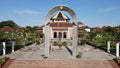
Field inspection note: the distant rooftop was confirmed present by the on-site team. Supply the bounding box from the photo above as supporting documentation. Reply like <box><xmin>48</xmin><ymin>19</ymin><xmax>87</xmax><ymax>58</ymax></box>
<box><xmin>50</xmin><ymin>11</ymin><xmax>70</xmax><ymax>22</ymax></box>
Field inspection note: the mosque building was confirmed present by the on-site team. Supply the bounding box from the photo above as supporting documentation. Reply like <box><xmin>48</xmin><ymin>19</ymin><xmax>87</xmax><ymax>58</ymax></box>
<box><xmin>36</xmin><ymin>11</ymin><xmax>90</xmax><ymax>40</ymax></box>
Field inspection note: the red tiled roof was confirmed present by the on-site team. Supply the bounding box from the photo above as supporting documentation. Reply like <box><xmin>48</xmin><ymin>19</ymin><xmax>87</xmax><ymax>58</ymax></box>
<box><xmin>78</xmin><ymin>22</ymin><xmax>84</xmax><ymax>25</ymax></box>
<box><xmin>93</xmin><ymin>27</ymin><xmax>102</xmax><ymax>33</ymax></box>
<box><xmin>50</xmin><ymin>22</ymin><xmax>73</xmax><ymax>27</ymax></box>
<box><xmin>16</xmin><ymin>27</ymin><xmax>24</xmax><ymax>32</ymax></box>
<box><xmin>2</xmin><ymin>26</ymin><xmax>14</xmax><ymax>32</ymax></box>
<box><xmin>35</xmin><ymin>30</ymin><xmax>43</xmax><ymax>33</ymax></box>
<box><xmin>118</xmin><ymin>28</ymin><xmax>120</xmax><ymax>32</ymax></box>
<box><xmin>36</xmin><ymin>25</ymin><xmax>44</xmax><ymax>30</ymax></box>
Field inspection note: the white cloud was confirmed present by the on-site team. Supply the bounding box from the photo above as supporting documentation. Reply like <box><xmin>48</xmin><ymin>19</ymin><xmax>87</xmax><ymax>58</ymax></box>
<box><xmin>31</xmin><ymin>20</ymin><xmax>44</xmax><ymax>23</ymax></box>
<box><xmin>15</xmin><ymin>10</ymin><xmax>41</xmax><ymax>15</ymax></box>
<box><xmin>97</xmin><ymin>7</ymin><xmax>120</xmax><ymax>13</ymax></box>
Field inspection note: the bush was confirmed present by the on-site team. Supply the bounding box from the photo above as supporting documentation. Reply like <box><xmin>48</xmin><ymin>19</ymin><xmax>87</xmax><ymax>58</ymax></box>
<box><xmin>113</xmin><ymin>57</ymin><xmax>120</xmax><ymax>66</ymax></box>
<box><xmin>80</xmin><ymin>40</ymin><xmax>86</xmax><ymax>45</ymax></box>
<box><xmin>36</xmin><ymin>40</ymin><xmax>40</xmax><ymax>45</ymax></box>
<box><xmin>41</xmin><ymin>54</ymin><xmax>48</xmax><ymax>59</ymax></box>
<box><xmin>0</xmin><ymin>56</ymin><xmax>9</xmax><ymax>64</ymax></box>
<box><xmin>14</xmin><ymin>45</ymin><xmax>24</xmax><ymax>51</ymax></box>
<box><xmin>76</xmin><ymin>52</ymin><xmax>82</xmax><ymax>59</ymax></box>
<box><xmin>53</xmin><ymin>42</ymin><xmax>57</xmax><ymax>46</ymax></box>
<box><xmin>43</xmin><ymin>56</ymin><xmax>48</xmax><ymax>59</ymax></box>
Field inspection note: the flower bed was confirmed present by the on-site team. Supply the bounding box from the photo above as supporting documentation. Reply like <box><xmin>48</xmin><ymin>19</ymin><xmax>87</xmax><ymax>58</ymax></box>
<box><xmin>0</xmin><ymin>56</ymin><xmax>9</xmax><ymax>68</ymax></box>
<box><xmin>113</xmin><ymin>57</ymin><xmax>120</xmax><ymax>66</ymax></box>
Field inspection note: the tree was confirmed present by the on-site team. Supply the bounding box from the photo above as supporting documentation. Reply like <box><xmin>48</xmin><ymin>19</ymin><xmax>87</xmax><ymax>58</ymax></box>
<box><xmin>0</xmin><ymin>20</ymin><xmax>18</xmax><ymax>29</ymax></box>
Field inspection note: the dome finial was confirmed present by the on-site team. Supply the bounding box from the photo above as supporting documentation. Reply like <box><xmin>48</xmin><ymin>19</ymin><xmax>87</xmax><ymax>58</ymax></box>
<box><xmin>60</xmin><ymin>4</ymin><xmax>63</xmax><ymax>10</ymax></box>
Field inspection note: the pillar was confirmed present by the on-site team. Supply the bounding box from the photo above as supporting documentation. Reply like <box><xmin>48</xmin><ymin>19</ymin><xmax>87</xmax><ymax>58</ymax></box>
<box><xmin>3</xmin><ymin>42</ymin><xmax>6</xmax><ymax>55</ymax></box>
<box><xmin>12</xmin><ymin>41</ymin><xmax>15</xmax><ymax>52</ymax></box>
<box><xmin>72</xmin><ymin>25</ymin><xmax>78</xmax><ymax>57</ymax></box>
<box><xmin>44</xmin><ymin>25</ymin><xmax>50</xmax><ymax>57</ymax></box>
<box><xmin>107</xmin><ymin>41</ymin><xmax>111</xmax><ymax>53</ymax></box>
<box><xmin>116</xmin><ymin>42</ymin><xmax>119</xmax><ymax>57</ymax></box>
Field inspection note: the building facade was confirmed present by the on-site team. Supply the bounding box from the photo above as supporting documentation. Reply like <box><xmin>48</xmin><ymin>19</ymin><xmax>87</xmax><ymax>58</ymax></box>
<box><xmin>36</xmin><ymin>11</ymin><xmax>90</xmax><ymax>40</ymax></box>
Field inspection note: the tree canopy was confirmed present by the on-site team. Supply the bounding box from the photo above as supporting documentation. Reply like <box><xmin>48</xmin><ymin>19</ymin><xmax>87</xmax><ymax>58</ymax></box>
<box><xmin>0</xmin><ymin>20</ymin><xmax>18</xmax><ymax>29</ymax></box>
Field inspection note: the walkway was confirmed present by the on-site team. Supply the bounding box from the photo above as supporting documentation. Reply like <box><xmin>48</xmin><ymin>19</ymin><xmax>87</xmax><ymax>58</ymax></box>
<box><xmin>7</xmin><ymin>44</ymin><xmax>115</xmax><ymax>60</ymax></box>
<box><xmin>4</xmin><ymin>60</ymin><xmax>119</xmax><ymax>68</ymax></box>
<box><xmin>78</xmin><ymin>45</ymin><xmax>115</xmax><ymax>60</ymax></box>
<box><xmin>7</xmin><ymin>44</ymin><xmax>44</xmax><ymax>60</ymax></box>
<box><xmin>2</xmin><ymin>43</ymin><xmax>119</xmax><ymax>68</ymax></box>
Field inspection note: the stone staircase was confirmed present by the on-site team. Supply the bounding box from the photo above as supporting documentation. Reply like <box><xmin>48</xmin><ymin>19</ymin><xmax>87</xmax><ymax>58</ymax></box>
<box><xmin>2</xmin><ymin>59</ymin><xmax>119</xmax><ymax>68</ymax></box>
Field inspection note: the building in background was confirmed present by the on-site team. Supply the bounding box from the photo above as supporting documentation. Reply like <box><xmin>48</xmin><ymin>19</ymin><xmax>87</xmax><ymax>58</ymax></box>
<box><xmin>36</xmin><ymin>11</ymin><xmax>90</xmax><ymax>40</ymax></box>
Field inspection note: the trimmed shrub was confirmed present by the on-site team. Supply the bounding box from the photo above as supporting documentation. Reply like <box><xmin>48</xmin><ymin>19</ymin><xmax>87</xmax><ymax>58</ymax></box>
<box><xmin>76</xmin><ymin>52</ymin><xmax>82</xmax><ymax>59</ymax></box>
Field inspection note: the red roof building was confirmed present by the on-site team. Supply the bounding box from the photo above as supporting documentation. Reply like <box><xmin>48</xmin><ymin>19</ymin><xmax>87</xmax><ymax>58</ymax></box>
<box><xmin>16</xmin><ymin>27</ymin><xmax>24</xmax><ymax>32</ymax></box>
<box><xmin>2</xmin><ymin>26</ymin><xmax>14</xmax><ymax>32</ymax></box>
<box><xmin>50</xmin><ymin>22</ymin><xmax>72</xmax><ymax>27</ymax></box>
<box><xmin>36</xmin><ymin>11</ymin><xmax>90</xmax><ymax>39</ymax></box>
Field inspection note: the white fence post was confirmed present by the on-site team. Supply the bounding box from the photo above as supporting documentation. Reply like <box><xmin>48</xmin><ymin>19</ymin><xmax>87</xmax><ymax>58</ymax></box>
<box><xmin>107</xmin><ymin>41</ymin><xmax>111</xmax><ymax>53</ymax></box>
<box><xmin>12</xmin><ymin>41</ymin><xmax>15</xmax><ymax>52</ymax></box>
<box><xmin>116</xmin><ymin>42</ymin><xmax>119</xmax><ymax>57</ymax></box>
<box><xmin>3</xmin><ymin>42</ymin><xmax>6</xmax><ymax>55</ymax></box>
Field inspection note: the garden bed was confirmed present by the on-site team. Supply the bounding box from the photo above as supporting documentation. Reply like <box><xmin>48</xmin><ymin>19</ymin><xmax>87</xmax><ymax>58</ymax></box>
<box><xmin>0</xmin><ymin>56</ymin><xmax>9</xmax><ymax>68</ymax></box>
<box><xmin>113</xmin><ymin>57</ymin><xmax>120</xmax><ymax>66</ymax></box>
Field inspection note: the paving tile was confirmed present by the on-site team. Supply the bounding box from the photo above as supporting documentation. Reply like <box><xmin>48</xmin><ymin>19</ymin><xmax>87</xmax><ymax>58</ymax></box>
<box><xmin>4</xmin><ymin>60</ymin><xmax>118</xmax><ymax>68</ymax></box>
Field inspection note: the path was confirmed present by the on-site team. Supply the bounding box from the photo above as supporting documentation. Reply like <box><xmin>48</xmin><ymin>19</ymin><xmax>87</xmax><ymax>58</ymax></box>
<box><xmin>3</xmin><ymin>60</ymin><xmax>119</xmax><ymax>68</ymax></box>
<box><xmin>7</xmin><ymin>43</ymin><xmax>44</xmax><ymax>60</ymax></box>
<box><xmin>77</xmin><ymin>44</ymin><xmax>115</xmax><ymax>60</ymax></box>
<box><xmin>2</xmin><ymin>43</ymin><xmax>119</xmax><ymax>68</ymax></box>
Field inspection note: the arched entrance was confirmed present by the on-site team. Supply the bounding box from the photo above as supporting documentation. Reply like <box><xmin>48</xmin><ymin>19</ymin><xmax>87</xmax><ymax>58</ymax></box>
<box><xmin>44</xmin><ymin>5</ymin><xmax>78</xmax><ymax>57</ymax></box>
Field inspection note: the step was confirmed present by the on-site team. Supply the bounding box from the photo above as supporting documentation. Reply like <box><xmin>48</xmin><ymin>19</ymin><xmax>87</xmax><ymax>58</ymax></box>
<box><xmin>3</xmin><ymin>60</ymin><xmax>119</xmax><ymax>68</ymax></box>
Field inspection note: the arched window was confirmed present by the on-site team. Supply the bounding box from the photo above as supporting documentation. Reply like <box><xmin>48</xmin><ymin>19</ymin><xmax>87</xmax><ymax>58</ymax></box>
<box><xmin>54</xmin><ymin>32</ymin><xmax>57</xmax><ymax>38</ymax></box>
<box><xmin>63</xmin><ymin>32</ymin><xmax>67</xmax><ymax>38</ymax></box>
<box><xmin>78</xmin><ymin>34</ymin><xmax>80</xmax><ymax>38</ymax></box>
<box><xmin>58</xmin><ymin>32</ymin><xmax>62</xmax><ymax>38</ymax></box>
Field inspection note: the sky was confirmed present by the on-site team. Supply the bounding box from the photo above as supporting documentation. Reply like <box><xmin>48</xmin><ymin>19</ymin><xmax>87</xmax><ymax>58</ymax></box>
<box><xmin>0</xmin><ymin>0</ymin><xmax>120</xmax><ymax>27</ymax></box>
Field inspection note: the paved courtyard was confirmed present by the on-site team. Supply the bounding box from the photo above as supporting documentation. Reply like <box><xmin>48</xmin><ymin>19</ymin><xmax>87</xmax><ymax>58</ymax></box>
<box><xmin>4</xmin><ymin>60</ymin><xmax>118</xmax><ymax>68</ymax></box>
<box><xmin>6</xmin><ymin>43</ymin><xmax>115</xmax><ymax>60</ymax></box>
<box><xmin>2</xmin><ymin>43</ymin><xmax>119</xmax><ymax>68</ymax></box>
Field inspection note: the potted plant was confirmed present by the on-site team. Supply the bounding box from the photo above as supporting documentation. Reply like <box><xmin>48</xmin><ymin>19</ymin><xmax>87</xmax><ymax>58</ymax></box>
<box><xmin>57</xmin><ymin>41</ymin><xmax>63</xmax><ymax>50</ymax></box>
<box><xmin>76</xmin><ymin>52</ymin><xmax>82</xmax><ymax>59</ymax></box>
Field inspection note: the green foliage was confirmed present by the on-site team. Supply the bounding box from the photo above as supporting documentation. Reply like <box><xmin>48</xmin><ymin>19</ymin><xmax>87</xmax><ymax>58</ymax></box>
<box><xmin>76</xmin><ymin>52</ymin><xmax>82</xmax><ymax>59</ymax></box>
<box><xmin>80</xmin><ymin>40</ymin><xmax>86</xmax><ymax>45</ymax></box>
<box><xmin>0</xmin><ymin>56</ymin><xmax>9</xmax><ymax>64</ymax></box>
<box><xmin>53</xmin><ymin>41</ymin><xmax>57</xmax><ymax>46</ymax></box>
<box><xmin>113</xmin><ymin>57</ymin><xmax>120</xmax><ymax>60</ymax></box>
<box><xmin>0</xmin><ymin>20</ymin><xmax>18</xmax><ymax>29</ymax></box>
<box><xmin>41</xmin><ymin>54</ymin><xmax>48</xmax><ymax>59</ymax></box>
<box><xmin>0</xmin><ymin>20</ymin><xmax>42</xmax><ymax>55</ymax></box>
<box><xmin>14</xmin><ymin>45</ymin><xmax>24</xmax><ymax>51</ymax></box>
<box><xmin>36</xmin><ymin>39</ymin><xmax>40</xmax><ymax>45</ymax></box>
<box><xmin>57</xmin><ymin>41</ymin><xmax>63</xmax><ymax>47</ymax></box>
<box><xmin>86</xmin><ymin>31</ymin><xmax>96</xmax><ymax>40</ymax></box>
<box><xmin>87</xmin><ymin>26</ymin><xmax>119</xmax><ymax>53</ymax></box>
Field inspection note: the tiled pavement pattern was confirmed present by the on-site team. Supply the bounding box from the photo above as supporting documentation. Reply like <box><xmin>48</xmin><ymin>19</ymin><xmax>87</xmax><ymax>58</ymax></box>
<box><xmin>7</xmin><ymin>44</ymin><xmax>115</xmax><ymax>60</ymax></box>
<box><xmin>2</xmin><ymin>44</ymin><xmax>119</xmax><ymax>68</ymax></box>
<box><xmin>77</xmin><ymin>45</ymin><xmax>115</xmax><ymax>60</ymax></box>
<box><xmin>3</xmin><ymin>60</ymin><xmax>119</xmax><ymax>68</ymax></box>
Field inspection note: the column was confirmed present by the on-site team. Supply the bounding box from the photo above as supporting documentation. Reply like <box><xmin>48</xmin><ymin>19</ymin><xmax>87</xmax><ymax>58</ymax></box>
<box><xmin>107</xmin><ymin>41</ymin><xmax>111</xmax><ymax>53</ymax></box>
<box><xmin>72</xmin><ymin>25</ymin><xmax>78</xmax><ymax>57</ymax></box>
<box><xmin>3</xmin><ymin>42</ymin><xmax>6</xmax><ymax>55</ymax></box>
<box><xmin>12</xmin><ymin>41</ymin><xmax>15</xmax><ymax>52</ymax></box>
<box><xmin>44</xmin><ymin>25</ymin><xmax>50</xmax><ymax>57</ymax></box>
<box><xmin>116</xmin><ymin>42</ymin><xmax>119</xmax><ymax>57</ymax></box>
<box><xmin>62</xmin><ymin>32</ymin><xmax>64</xmax><ymax>39</ymax></box>
<box><xmin>57</xmin><ymin>32</ymin><xmax>58</xmax><ymax>38</ymax></box>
